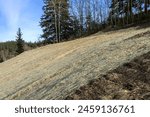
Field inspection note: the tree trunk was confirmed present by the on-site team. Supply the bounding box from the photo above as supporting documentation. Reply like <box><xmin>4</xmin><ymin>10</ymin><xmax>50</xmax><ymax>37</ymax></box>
<box><xmin>58</xmin><ymin>1</ymin><xmax>61</xmax><ymax>42</ymax></box>
<box><xmin>145</xmin><ymin>0</ymin><xmax>148</xmax><ymax>14</ymax></box>
<box><xmin>52</xmin><ymin>1</ymin><xmax>58</xmax><ymax>43</ymax></box>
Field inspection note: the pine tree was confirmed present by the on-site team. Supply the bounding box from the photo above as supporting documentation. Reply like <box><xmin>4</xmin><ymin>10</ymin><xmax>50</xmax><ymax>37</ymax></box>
<box><xmin>109</xmin><ymin>0</ymin><xmax>150</xmax><ymax>27</ymax></box>
<box><xmin>40</xmin><ymin>0</ymin><xmax>74</xmax><ymax>43</ymax></box>
<box><xmin>16</xmin><ymin>28</ymin><xmax>24</xmax><ymax>54</ymax></box>
<box><xmin>59</xmin><ymin>0</ymin><xmax>76</xmax><ymax>41</ymax></box>
<box><xmin>40</xmin><ymin>0</ymin><xmax>56</xmax><ymax>44</ymax></box>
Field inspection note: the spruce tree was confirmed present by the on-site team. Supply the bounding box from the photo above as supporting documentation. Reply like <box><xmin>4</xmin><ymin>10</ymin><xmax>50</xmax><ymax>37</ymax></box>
<box><xmin>40</xmin><ymin>0</ymin><xmax>74</xmax><ymax>43</ymax></box>
<box><xmin>40</xmin><ymin>0</ymin><xmax>56</xmax><ymax>43</ymax></box>
<box><xmin>16</xmin><ymin>28</ymin><xmax>24</xmax><ymax>54</ymax></box>
<box><xmin>57</xmin><ymin>0</ymin><xmax>75</xmax><ymax>41</ymax></box>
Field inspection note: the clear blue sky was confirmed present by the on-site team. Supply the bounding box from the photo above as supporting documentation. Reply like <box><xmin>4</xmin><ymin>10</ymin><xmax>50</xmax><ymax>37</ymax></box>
<box><xmin>0</xmin><ymin>0</ymin><xmax>43</xmax><ymax>42</ymax></box>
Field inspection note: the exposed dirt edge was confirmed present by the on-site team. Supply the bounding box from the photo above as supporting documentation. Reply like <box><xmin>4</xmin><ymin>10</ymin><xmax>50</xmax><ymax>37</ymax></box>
<box><xmin>124</xmin><ymin>31</ymin><xmax>150</xmax><ymax>41</ymax></box>
<box><xmin>66</xmin><ymin>51</ymin><xmax>150</xmax><ymax>100</ymax></box>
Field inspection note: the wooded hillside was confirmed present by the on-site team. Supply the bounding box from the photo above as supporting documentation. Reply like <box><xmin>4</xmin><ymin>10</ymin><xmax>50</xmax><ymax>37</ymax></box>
<box><xmin>0</xmin><ymin>41</ymin><xmax>17</xmax><ymax>62</ymax></box>
<box><xmin>40</xmin><ymin>0</ymin><xmax>150</xmax><ymax>43</ymax></box>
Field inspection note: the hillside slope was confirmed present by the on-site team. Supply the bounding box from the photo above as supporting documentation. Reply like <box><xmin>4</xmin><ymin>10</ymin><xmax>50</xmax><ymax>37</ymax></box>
<box><xmin>0</xmin><ymin>25</ymin><xmax>150</xmax><ymax>99</ymax></box>
<box><xmin>66</xmin><ymin>51</ymin><xmax>150</xmax><ymax>100</ymax></box>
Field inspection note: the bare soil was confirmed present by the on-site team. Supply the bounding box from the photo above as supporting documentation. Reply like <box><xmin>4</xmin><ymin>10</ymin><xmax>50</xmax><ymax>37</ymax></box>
<box><xmin>0</xmin><ymin>25</ymin><xmax>150</xmax><ymax>100</ymax></box>
<box><xmin>66</xmin><ymin>51</ymin><xmax>150</xmax><ymax>100</ymax></box>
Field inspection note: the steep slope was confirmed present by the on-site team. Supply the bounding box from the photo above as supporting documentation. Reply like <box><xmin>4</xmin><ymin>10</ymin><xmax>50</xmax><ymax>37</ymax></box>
<box><xmin>0</xmin><ymin>25</ymin><xmax>150</xmax><ymax>99</ymax></box>
<box><xmin>66</xmin><ymin>51</ymin><xmax>150</xmax><ymax>100</ymax></box>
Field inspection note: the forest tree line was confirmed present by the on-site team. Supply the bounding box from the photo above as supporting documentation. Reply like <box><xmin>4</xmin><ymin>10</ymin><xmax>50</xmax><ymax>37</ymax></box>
<box><xmin>0</xmin><ymin>0</ymin><xmax>150</xmax><ymax>62</ymax></box>
<box><xmin>40</xmin><ymin>0</ymin><xmax>150</xmax><ymax>43</ymax></box>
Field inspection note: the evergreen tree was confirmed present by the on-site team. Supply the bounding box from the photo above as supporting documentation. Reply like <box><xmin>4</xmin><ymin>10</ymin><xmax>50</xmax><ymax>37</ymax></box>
<box><xmin>58</xmin><ymin>0</ymin><xmax>75</xmax><ymax>41</ymax></box>
<box><xmin>40</xmin><ymin>0</ymin><xmax>75</xmax><ymax>43</ymax></box>
<box><xmin>40</xmin><ymin>0</ymin><xmax>56</xmax><ymax>43</ymax></box>
<box><xmin>16</xmin><ymin>28</ymin><xmax>24</xmax><ymax>54</ymax></box>
<box><xmin>109</xmin><ymin>0</ymin><xmax>150</xmax><ymax>27</ymax></box>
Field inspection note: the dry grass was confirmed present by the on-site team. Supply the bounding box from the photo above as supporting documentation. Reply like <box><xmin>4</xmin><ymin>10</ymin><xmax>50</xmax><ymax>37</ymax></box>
<box><xmin>66</xmin><ymin>52</ymin><xmax>150</xmax><ymax>100</ymax></box>
<box><xmin>0</xmin><ymin>25</ymin><xmax>150</xmax><ymax>99</ymax></box>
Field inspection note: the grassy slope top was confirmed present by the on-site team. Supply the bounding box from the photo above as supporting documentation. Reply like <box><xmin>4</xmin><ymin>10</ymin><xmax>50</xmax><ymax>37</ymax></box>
<box><xmin>0</xmin><ymin>25</ymin><xmax>150</xmax><ymax>99</ymax></box>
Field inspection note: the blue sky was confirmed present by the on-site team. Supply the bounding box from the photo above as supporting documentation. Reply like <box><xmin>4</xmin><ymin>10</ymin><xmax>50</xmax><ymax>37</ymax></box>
<box><xmin>0</xmin><ymin>0</ymin><xmax>43</xmax><ymax>42</ymax></box>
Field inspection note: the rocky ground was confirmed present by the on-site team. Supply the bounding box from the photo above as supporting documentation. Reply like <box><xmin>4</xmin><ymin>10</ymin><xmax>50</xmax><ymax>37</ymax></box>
<box><xmin>66</xmin><ymin>51</ymin><xmax>150</xmax><ymax>100</ymax></box>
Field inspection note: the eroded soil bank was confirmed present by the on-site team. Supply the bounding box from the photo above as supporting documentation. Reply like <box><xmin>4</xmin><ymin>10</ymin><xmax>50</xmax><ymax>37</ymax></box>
<box><xmin>66</xmin><ymin>51</ymin><xmax>150</xmax><ymax>100</ymax></box>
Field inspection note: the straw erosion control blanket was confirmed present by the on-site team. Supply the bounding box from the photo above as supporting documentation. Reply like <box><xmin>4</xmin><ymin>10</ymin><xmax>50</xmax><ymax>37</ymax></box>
<box><xmin>0</xmin><ymin>25</ymin><xmax>150</xmax><ymax>99</ymax></box>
